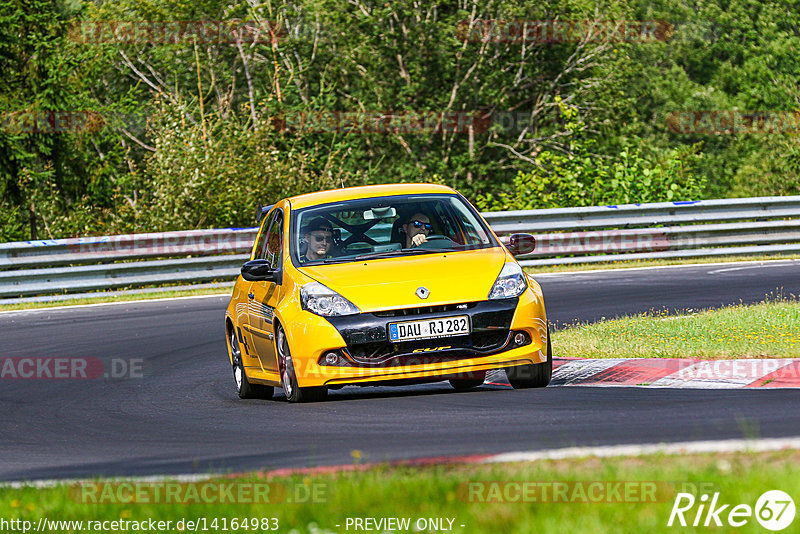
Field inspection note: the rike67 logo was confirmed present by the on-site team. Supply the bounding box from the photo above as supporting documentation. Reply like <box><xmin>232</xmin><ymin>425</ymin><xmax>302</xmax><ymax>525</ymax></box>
<box><xmin>668</xmin><ymin>490</ymin><xmax>795</xmax><ymax>531</ymax></box>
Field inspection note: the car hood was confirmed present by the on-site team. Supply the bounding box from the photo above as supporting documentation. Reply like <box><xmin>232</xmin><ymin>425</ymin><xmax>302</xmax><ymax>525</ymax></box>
<box><xmin>298</xmin><ymin>247</ymin><xmax>507</xmax><ymax>312</ymax></box>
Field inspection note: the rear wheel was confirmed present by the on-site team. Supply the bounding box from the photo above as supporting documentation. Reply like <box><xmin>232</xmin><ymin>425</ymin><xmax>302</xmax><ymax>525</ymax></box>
<box><xmin>230</xmin><ymin>328</ymin><xmax>273</xmax><ymax>399</ymax></box>
<box><xmin>506</xmin><ymin>326</ymin><xmax>552</xmax><ymax>389</ymax></box>
<box><xmin>276</xmin><ymin>325</ymin><xmax>328</xmax><ymax>403</ymax></box>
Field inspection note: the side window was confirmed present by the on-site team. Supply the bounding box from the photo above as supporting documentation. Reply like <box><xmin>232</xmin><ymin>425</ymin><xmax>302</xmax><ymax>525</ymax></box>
<box><xmin>252</xmin><ymin>213</ymin><xmax>274</xmax><ymax>261</ymax></box>
<box><xmin>450</xmin><ymin>201</ymin><xmax>489</xmax><ymax>244</ymax></box>
<box><xmin>263</xmin><ymin>211</ymin><xmax>283</xmax><ymax>270</ymax></box>
<box><xmin>433</xmin><ymin>203</ymin><xmax>459</xmax><ymax>242</ymax></box>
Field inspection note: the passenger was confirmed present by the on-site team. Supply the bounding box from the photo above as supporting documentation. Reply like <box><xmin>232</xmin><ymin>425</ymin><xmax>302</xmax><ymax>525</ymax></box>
<box><xmin>301</xmin><ymin>218</ymin><xmax>335</xmax><ymax>262</ymax></box>
<box><xmin>401</xmin><ymin>212</ymin><xmax>432</xmax><ymax>248</ymax></box>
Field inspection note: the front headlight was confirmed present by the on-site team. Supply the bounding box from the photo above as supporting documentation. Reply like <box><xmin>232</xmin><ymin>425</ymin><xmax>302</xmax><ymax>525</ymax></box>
<box><xmin>300</xmin><ymin>282</ymin><xmax>360</xmax><ymax>316</ymax></box>
<box><xmin>488</xmin><ymin>262</ymin><xmax>528</xmax><ymax>300</ymax></box>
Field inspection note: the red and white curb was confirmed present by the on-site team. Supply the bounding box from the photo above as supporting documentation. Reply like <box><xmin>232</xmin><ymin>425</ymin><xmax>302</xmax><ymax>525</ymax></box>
<box><xmin>488</xmin><ymin>358</ymin><xmax>800</xmax><ymax>388</ymax></box>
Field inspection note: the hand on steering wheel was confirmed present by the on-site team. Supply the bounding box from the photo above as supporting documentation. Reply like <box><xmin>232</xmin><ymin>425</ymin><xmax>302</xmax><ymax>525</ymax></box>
<box><xmin>411</xmin><ymin>234</ymin><xmax>448</xmax><ymax>247</ymax></box>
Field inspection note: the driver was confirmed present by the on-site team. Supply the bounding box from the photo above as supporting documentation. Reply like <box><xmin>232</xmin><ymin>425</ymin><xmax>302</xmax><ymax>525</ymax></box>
<box><xmin>301</xmin><ymin>218</ymin><xmax>335</xmax><ymax>262</ymax></box>
<box><xmin>401</xmin><ymin>212</ymin><xmax>432</xmax><ymax>248</ymax></box>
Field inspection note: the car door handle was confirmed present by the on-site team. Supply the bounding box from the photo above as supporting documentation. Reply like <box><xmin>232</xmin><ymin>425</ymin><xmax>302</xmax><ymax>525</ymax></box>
<box><xmin>248</xmin><ymin>292</ymin><xmax>255</xmax><ymax>300</ymax></box>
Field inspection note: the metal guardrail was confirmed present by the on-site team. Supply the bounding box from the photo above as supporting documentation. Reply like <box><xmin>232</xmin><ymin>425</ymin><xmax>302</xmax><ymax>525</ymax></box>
<box><xmin>0</xmin><ymin>228</ymin><xmax>258</xmax><ymax>269</ymax></box>
<box><xmin>1</xmin><ymin>196</ymin><xmax>798</xmax><ymax>300</ymax></box>
<box><xmin>483</xmin><ymin>196</ymin><xmax>800</xmax><ymax>266</ymax></box>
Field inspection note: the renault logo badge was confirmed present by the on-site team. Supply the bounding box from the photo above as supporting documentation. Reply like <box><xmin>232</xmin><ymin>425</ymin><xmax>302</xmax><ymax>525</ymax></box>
<box><xmin>416</xmin><ymin>286</ymin><xmax>430</xmax><ymax>299</ymax></box>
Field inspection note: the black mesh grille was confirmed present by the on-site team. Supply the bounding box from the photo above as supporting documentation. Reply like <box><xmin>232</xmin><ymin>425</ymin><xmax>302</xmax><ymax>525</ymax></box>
<box><xmin>345</xmin><ymin>330</ymin><xmax>509</xmax><ymax>366</ymax></box>
<box><xmin>472</xmin><ymin>330</ymin><xmax>508</xmax><ymax>349</ymax></box>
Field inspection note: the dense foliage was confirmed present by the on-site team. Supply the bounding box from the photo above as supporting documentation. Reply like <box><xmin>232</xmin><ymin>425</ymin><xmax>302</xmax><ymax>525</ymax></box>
<box><xmin>1</xmin><ymin>0</ymin><xmax>799</xmax><ymax>240</ymax></box>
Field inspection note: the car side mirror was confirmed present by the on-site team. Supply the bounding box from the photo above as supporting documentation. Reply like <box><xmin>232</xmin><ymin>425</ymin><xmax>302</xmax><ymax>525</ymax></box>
<box><xmin>507</xmin><ymin>233</ymin><xmax>536</xmax><ymax>256</ymax></box>
<box><xmin>241</xmin><ymin>259</ymin><xmax>279</xmax><ymax>282</ymax></box>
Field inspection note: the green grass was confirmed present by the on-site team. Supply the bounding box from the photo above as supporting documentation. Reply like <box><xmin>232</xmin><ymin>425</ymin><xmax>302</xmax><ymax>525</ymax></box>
<box><xmin>524</xmin><ymin>254</ymin><xmax>799</xmax><ymax>274</ymax></box>
<box><xmin>553</xmin><ymin>297</ymin><xmax>800</xmax><ymax>359</ymax></box>
<box><xmin>1</xmin><ymin>450</ymin><xmax>798</xmax><ymax>533</ymax></box>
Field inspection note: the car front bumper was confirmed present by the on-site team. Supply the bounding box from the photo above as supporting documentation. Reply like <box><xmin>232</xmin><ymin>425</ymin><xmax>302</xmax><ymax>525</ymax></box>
<box><xmin>283</xmin><ymin>289</ymin><xmax>548</xmax><ymax>387</ymax></box>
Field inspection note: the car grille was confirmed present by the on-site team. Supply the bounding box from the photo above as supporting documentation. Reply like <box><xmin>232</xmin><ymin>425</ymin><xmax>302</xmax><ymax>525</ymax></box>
<box><xmin>344</xmin><ymin>330</ymin><xmax>509</xmax><ymax>366</ymax></box>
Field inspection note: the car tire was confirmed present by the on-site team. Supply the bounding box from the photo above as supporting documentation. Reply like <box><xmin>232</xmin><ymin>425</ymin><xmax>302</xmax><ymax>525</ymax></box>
<box><xmin>506</xmin><ymin>326</ymin><xmax>553</xmax><ymax>389</ymax></box>
<box><xmin>230</xmin><ymin>329</ymin><xmax>274</xmax><ymax>399</ymax></box>
<box><xmin>276</xmin><ymin>325</ymin><xmax>328</xmax><ymax>403</ymax></box>
<box><xmin>449</xmin><ymin>371</ymin><xmax>486</xmax><ymax>390</ymax></box>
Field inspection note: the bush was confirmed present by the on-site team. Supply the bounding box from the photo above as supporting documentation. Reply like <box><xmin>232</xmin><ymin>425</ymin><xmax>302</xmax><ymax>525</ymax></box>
<box><xmin>477</xmin><ymin>98</ymin><xmax>706</xmax><ymax>211</ymax></box>
<box><xmin>140</xmin><ymin>99</ymin><xmax>343</xmax><ymax>231</ymax></box>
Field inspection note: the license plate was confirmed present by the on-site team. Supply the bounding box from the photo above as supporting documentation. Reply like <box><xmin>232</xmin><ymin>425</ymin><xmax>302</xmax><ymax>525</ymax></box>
<box><xmin>388</xmin><ymin>315</ymin><xmax>471</xmax><ymax>342</ymax></box>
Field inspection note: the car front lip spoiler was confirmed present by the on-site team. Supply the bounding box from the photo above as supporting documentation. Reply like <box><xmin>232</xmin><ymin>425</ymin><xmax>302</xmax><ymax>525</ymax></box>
<box><xmin>320</xmin><ymin>357</ymin><xmax>536</xmax><ymax>386</ymax></box>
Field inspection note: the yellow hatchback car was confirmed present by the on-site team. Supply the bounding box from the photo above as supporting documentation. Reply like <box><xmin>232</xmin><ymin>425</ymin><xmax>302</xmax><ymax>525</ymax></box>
<box><xmin>224</xmin><ymin>183</ymin><xmax>550</xmax><ymax>402</ymax></box>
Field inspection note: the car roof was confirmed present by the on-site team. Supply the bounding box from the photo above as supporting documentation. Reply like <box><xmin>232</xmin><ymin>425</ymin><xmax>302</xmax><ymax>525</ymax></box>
<box><xmin>287</xmin><ymin>183</ymin><xmax>457</xmax><ymax>210</ymax></box>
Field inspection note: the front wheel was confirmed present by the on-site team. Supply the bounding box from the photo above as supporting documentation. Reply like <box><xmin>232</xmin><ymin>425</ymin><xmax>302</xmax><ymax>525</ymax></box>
<box><xmin>230</xmin><ymin>329</ymin><xmax>273</xmax><ymax>399</ymax></box>
<box><xmin>506</xmin><ymin>326</ymin><xmax>553</xmax><ymax>389</ymax></box>
<box><xmin>276</xmin><ymin>326</ymin><xmax>328</xmax><ymax>403</ymax></box>
<box><xmin>449</xmin><ymin>370</ymin><xmax>486</xmax><ymax>391</ymax></box>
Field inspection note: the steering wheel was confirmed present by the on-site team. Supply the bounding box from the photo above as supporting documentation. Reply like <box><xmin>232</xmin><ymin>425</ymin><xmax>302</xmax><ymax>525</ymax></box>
<box><xmin>415</xmin><ymin>234</ymin><xmax>456</xmax><ymax>249</ymax></box>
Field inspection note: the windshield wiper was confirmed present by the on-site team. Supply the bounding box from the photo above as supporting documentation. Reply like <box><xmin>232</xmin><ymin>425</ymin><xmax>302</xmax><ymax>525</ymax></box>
<box><xmin>415</xmin><ymin>247</ymin><xmax>459</xmax><ymax>253</ymax></box>
<box><xmin>353</xmin><ymin>249</ymin><xmax>414</xmax><ymax>261</ymax></box>
<box><xmin>354</xmin><ymin>248</ymin><xmax>457</xmax><ymax>261</ymax></box>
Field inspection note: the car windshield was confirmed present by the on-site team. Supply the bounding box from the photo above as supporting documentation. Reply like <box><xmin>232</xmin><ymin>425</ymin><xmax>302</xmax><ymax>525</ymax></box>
<box><xmin>292</xmin><ymin>194</ymin><xmax>497</xmax><ymax>265</ymax></box>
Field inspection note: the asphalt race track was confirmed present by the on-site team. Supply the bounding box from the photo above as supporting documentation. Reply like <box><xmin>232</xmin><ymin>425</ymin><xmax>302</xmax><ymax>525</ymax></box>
<box><xmin>1</xmin><ymin>261</ymin><xmax>799</xmax><ymax>482</ymax></box>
